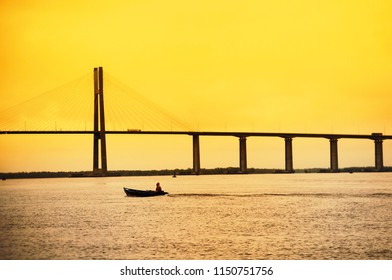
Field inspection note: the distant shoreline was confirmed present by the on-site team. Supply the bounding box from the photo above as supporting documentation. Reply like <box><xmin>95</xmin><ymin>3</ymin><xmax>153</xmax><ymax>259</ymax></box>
<box><xmin>1</xmin><ymin>166</ymin><xmax>391</xmax><ymax>179</ymax></box>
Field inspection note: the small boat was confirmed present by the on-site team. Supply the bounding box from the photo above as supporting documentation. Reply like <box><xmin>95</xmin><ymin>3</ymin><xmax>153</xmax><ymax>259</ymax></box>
<box><xmin>123</xmin><ymin>187</ymin><xmax>168</xmax><ymax>197</ymax></box>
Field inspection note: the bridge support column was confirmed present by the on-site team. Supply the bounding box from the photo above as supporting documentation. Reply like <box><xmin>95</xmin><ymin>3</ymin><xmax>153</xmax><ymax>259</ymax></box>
<box><xmin>329</xmin><ymin>138</ymin><xmax>339</xmax><ymax>172</ymax></box>
<box><xmin>92</xmin><ymin>67</ymin><xmax>107</xmax><ymax>176</ymax></box>
<box><xmin>285</xmin><ymin>137</ymin><xmax>293</xmax><ymax>173</ymax></box>
<box><xmin>192</xmin><ymin>134</ymin><xmax>200</xmax><ymax>175</ymax></box>
<box><xmin>93</xmin><ymin>68</ymin><xmax>99</xmax><ymax>172</ymax></box>
<box><xmin>239</xmin><ymin>136</ymin><xmax>247</xmax><ymax>173</ymax></box>
<box><xmin>374</xmin><ymin>139</ymin><xmax>383</xmax><ymax>171</ymax></box>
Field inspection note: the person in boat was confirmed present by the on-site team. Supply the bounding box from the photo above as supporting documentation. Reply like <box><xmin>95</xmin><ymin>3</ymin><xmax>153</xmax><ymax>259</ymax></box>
<box><xmin>155</xmin><ymin>182</ymin><xmax>162</xmax><ymax>192</ymax></box>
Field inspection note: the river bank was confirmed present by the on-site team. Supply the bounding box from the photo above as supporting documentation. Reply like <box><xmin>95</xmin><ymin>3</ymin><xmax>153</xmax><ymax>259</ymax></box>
<box><xmin>1</xmin><ymin>166</ymin><xmax>391</xmax><ymax>179</ymax></box>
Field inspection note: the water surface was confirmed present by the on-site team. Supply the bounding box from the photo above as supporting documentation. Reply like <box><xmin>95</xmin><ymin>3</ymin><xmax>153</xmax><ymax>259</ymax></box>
<box><xmin>0</xmin><ymin>173</ymin><xmax>391</xmax><ymax>259</ymax></box>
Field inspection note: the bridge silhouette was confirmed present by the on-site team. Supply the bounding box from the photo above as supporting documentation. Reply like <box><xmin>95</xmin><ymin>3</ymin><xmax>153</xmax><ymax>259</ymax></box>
<box><xmin>1</xmin><ymin>67</ymin><xmax>391</xmax><ymax>175</ymax></box>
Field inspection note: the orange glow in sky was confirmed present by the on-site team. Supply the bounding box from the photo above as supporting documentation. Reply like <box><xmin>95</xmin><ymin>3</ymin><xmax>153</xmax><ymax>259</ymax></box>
<box><xmin>0</xmin><ymin>0</ymin><xmax>391</xmax><ymax>172</ymax></box>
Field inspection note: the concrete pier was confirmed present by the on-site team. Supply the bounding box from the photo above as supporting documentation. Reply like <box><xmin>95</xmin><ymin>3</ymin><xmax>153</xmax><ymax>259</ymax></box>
<box><xmin>239</xmin><ymin>136</ymin><xmax>247</xmax><ymax>173</ymax></box>
<box><xmin>192</xmin><ymin>134</ymin><xmax>200</xmax><ymax>174</ymax></box>
<box><xmin>93</xmin><ymin>68</ymin><xmax>99</xmax><ymax>172</ymax></box>
<box><xmin>285</xmin><ymin>137</ymin><xmax>293</xmax><ymax>172</ymax></box>
<box><xmin>98</xmin><ymin>67</ymin><xmax>107</xmax><ymax>174</ymax></box>
<box><xmin>374</xmin><ymin>139</ymin><xmax>383</xmax><ymax>170</ymax></box>
<box><xmin>329</xmin><ymin>138</ymin><xmax>339</xmax><ymax>172</ymax></box>
<box><xmin>92</xmin><ymin>67</ymin><xmax>107</xmax><ymax>175</ymax></box>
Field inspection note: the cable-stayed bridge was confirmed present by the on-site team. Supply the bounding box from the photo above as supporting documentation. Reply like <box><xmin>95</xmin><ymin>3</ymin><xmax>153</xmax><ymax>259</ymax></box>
<box><xmin>1</xmin><ymin>67</ymin><xmax>391</xmax><ymax>175</ymax></box>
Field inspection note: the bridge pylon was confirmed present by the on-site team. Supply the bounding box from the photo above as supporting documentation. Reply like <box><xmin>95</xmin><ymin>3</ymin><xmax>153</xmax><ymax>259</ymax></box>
<box><xmin>93</xmin><ymin>67</ymin><xmax>107</xmax><ymax>175</ymax></box>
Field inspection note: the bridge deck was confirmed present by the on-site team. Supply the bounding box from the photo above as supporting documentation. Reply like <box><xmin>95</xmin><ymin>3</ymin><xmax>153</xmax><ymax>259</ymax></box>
<box><xmin>1</xmin><ymin>130</ymin><xmax>391</xmax><ymax>140</ymax></box>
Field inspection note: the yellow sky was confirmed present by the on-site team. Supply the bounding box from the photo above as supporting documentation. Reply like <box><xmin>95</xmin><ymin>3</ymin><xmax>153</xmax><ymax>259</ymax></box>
<box><xmin>1</xmin><ymin>0</ymin><xmax>391</xmax><ymax>172</ymax></box>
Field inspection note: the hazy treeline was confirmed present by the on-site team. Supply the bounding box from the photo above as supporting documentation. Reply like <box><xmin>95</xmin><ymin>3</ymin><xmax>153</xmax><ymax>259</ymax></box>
<box><xmin>1</xmin><ymin>166</ymin><xmax>391</xmax><ymax>179</ymax></box>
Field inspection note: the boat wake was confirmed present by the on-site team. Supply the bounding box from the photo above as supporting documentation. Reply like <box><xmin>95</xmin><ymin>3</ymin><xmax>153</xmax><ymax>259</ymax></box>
<box><xmin>168</xmin><ymin>192</ymin><xmax>392</xmax><ymax>198</ymax></box>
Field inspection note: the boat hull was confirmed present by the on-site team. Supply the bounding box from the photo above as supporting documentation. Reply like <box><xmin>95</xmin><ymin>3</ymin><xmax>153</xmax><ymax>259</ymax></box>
<box><xmin>123</xmin><ymin>187</ymin><xmax>168</xmax><ymax>197</ymax></box>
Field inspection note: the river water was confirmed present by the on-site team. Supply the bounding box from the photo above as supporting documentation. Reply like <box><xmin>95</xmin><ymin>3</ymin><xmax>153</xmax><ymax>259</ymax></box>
<box><xmin>0</xmin><ymin>173</ymin><xmax>391</xmax><ymax>260</ymax></box>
